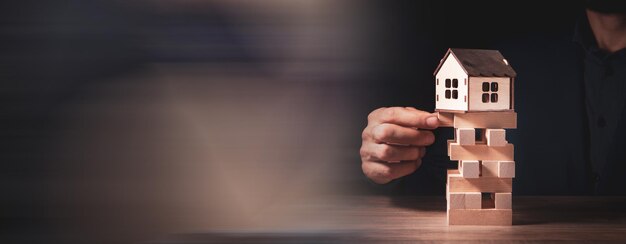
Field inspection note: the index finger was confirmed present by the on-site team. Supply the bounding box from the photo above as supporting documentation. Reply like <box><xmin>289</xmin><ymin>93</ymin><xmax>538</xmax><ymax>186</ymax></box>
<box><xmin>371</xmin><ymin>107</ymin><xmax>439</xmax><ymax>129</ymax></box>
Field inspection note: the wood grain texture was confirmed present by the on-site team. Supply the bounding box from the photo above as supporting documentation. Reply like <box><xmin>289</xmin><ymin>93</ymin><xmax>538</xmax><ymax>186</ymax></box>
<box><xmin>481</xmin><ymin>160</ymin><xmax>499</xmax><ymax>177</ymax></box>
<box><xmin>448</xmin><ymin>142</ymin><xmax>514</xmax><ymax>161</ymax></box>
<box><xmin>436</xmin><ymin>112</ymin><xmax>454</xmax><ymax>127</ymax></box>
<box><xmin>499</xmin><ymin>161</ymin><xmax>516</xmax><ymax>178</ymax></box>
<box><xmin>163</xmin><ymin>196</ymin><xmax>626</xmax><ymax>242</ymax></box>
<box><xmin>448</xmin><ymin>169</ymin><xmax>512</xmax><ymax>192</ymax></box>
<box><xmin>495</xmin><ymin>192</ymin><xmax>512</xmax><ymax>209</ymax></box>
<box><xmin>465</xmin><ymin>192</ymin><xmax>482</xmax><ymax>209</ymax></box>
<box><xmin>448</xmin><ymin>209</ymin><xmax>512</xmax><ymax>225</ymax></box>
<box><xmin>454</xmin><ymin>111</ymin><xmax>517</xmax><ymax>128</ymax></box>
<box><xmin>448</xmin><ymin>192</ymin><xmax>464</xmax><ymax>209</ymax></box>
<box><xmin>486</xmin><ymin>128</ymin><xmax>507</xmax><ymax>146</ymax></box>
<box><xmin>456</xmin><ymin>128</ymin><xmax>476</xmax><ymax>145</ymax></box>
<box><xmin>460</xmin><ymin>160</ymin><xmax>479</xmax><ymax>178</ymax></box>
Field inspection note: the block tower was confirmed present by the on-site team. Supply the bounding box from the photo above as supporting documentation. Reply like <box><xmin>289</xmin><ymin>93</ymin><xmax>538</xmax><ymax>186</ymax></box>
<box><xmin>433</xmin><ymin>48</ymin><xmax>517</xmax><ymax>225</ymax></box>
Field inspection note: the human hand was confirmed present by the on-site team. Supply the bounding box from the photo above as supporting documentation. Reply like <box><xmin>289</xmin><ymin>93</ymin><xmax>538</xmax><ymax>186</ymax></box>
<box><xmin>360</xmin><ymin>107</ymin><xmax>439</xmax><ymax>184</ymax></box>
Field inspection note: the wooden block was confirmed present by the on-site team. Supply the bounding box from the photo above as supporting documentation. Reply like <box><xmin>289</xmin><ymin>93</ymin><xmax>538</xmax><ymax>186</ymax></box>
<box><xmin>436</xmin><ymin>112</ymin><xmax>454</xmax><ymax>127</ymax></box>
<box><xmin>498</xmin><ymin>161</ymin><xmax>516</xmax><ymax>178</ymax></box>
<box><xmin>446</xmin><ymin>180</ymin><xmax>449</xmax><ymax>201</ymax></box>
<box><xmin>449</xmin><ymin>142</ymin><xmax>514</xmax><ymax>161</ymax></box>
<box><xmin>494</xmin><ymin>192</ymin><xmax>512</xmax><ymax>209</ymax></box>
<box><xmin>481</xmin><ymin>161</ymin><xmax>499</xmax><ymax>177</ymax></box>
<box><xmin>447</xmin><ymin>169</ymin><xmax>512</xmax><ymax>193</ymax></box>
<box><xmin>453</xmin><ymin>111</ymin><xmax>517</xmax><ymax>129</ymax></box>
<box><xmin>460</xmin><ymin>160</ymin><xmax>479</xmax><ymax>178</ymax></box>
<box><xmin>465</xmin><ymin>192</ymin><xmax>482</xmax><ymax>209</ymax></box>
<box><xmin>456</xmin><ymin>128</ymin><xmax>475</xmax><ymax>145</ymax></box>
<box><xmin>486</xmin><ymin>129</ymin><xmax>507</xmax><ymax>147</ymax></box>
<box><xmin>447</xmin><ymin>139</ymin><xmax>454</xmax><ymax>152</ymax></box>
<box><xmin>448</xmin><ymin>209</ymin><xmax>512</xmax><ymax>225</ymax></box>
<box><xmin>448</xmin><ymin>193</ymin><xmax>465</xmax><ymax>210</ymax></box>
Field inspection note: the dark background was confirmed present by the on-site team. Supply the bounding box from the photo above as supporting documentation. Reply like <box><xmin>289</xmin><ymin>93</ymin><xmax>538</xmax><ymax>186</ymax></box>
<box><xmin>0</xmin><ymin>1</ymin><xmax>586</xmax><ymax>243</ymax></box>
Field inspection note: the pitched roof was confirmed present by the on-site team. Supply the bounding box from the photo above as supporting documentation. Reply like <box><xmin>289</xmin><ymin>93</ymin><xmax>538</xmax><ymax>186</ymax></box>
<box><xmin>434</xmin><ymin>48</ymin><xmax>517</xmax><ymax>77</ymax></box>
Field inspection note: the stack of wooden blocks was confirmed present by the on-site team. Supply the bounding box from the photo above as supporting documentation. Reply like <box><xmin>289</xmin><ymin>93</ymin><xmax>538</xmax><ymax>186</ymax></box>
<box><xmin>432</xmin><ymin>48</ymin><xmax>518</xmax><ymax>225</ymax></box>
<box><xmin>438</xmin><ymin>111</ymin><xmax>516</xmax><ymax>225</ymax></box>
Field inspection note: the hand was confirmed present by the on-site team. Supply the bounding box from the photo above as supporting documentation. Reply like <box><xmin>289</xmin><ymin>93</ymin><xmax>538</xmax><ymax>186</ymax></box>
<box><xmin>360</xmin><ymin>107</ymin><xmax>439</xmax><ymax>184</ymax></box>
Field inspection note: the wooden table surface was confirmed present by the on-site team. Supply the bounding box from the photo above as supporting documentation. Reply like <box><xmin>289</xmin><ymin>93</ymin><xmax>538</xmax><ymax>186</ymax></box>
<box><xmin>155</xmin><ymin>196</ymin><xmax>626</xmax><ymax>243</ymax></box>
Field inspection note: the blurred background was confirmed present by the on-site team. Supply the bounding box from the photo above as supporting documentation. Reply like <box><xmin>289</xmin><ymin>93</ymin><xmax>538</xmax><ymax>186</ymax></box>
<box><xmin>0</xmin><ymin>0</ymin><xmax>583</xmax><ymax>243</ymax></box>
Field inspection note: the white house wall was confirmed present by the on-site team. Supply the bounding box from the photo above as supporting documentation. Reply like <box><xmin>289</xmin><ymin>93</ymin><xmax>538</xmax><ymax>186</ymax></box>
<box><xmin>435</xmin><ymin>54</ymin><xmax>468</xmax><ymax>112</ymax></box>
<box><xmin>468</xmin><ymin>77</ymin><xmax>511</xmax><ymax>111</ymax></box>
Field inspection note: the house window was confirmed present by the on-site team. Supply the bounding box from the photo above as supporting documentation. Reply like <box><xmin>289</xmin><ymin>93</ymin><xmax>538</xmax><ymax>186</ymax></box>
<box><xmin>491</xmin><ymin>82</ymin><xmax>498</xmax><ymax>92</ymax></box>
<box><xmin>481</xmin><ymin>81</ymin><xmax>499</xmax><ymax>103</ymax></box>
<box><xmin>482</xmin><ymin>93</ymin><xmax>489</xmax><ymax>103</ymax></box>
<box><xmin>445</xmin><ymin>78</ymin><xmax>459</xmax><ymax>100</ymax></box>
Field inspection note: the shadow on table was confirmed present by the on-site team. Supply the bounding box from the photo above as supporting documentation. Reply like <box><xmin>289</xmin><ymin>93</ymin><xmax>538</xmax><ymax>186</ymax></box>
<box><xmin>149</xmin><ymin>232</ymin><xmax>362</xmax><ymax>244</ymax></box>
<box><xmin>389</xmin><ymin>195</ymin><xmax>446</xmax><ymax>212</ymax></box>
<box><xmin>388</xmin><ymin>195</ymin><xmax>626</xmax><ymax>226</ymax></box>
<box><xmin>514</xmin><ymin>196</ymin><xmax>626</xmax><ymax>225</ymax></box>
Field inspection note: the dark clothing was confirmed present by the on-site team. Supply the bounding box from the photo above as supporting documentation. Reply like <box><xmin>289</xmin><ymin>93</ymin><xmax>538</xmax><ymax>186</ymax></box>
<box><xmin>393</xmin><ymin>12</ymin><xmax>626</xmax><ymax>195</ymax></box>
<box><xmin>576</xmin><ymin>13</ymin><xmax>626</xmax><ymax>194</ymax></box>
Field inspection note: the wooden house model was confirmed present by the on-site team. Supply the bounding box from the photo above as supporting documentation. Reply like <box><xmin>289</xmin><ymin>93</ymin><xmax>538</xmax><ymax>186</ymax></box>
<box><xmin>434</xmin><ymin>48</ymin><xmax>517</xmax><ymax>113</ymax></box>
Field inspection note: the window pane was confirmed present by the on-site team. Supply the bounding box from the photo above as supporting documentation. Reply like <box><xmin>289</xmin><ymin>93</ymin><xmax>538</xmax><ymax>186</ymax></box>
<box><xmin>491</xmin><ymin>82</ymin><xmax>498</xmax><ymax>92</ymax></box>
<box><xmin>452</xmin><ymin>79</ymin><xmax>458</xmax><ymax>88</ymax></box>
<box><xmin>491</xmin><ymin>93</ymin><xmax>498</xmax><ymax>103</ymax></box>
<box><xmin>452</xmin><ymin>90</ymin><xmax>458</xmax><ymax>99</ymax></box>
<box><xmin>446</xmin><ymin>79</ymin><xmax>451</xmax><ymax>88</ymax></box>
<box><xmin>482</xmin><ymin>82</ymin><xmax>489</xmax><ymax>92</ymax></box>
<box><xmin>445</xmin><ymin>90</ymin><xmax>451</xmax><ymax>99</ymax></box>
<box><xmin>482</xmin><ymin>93</ymin><xmax>489</xmax><ymax>103</ymax></box>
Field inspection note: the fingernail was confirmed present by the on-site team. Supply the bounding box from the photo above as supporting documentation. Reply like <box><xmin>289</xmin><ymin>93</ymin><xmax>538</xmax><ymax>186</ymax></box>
<box><xmin>426</xmin><ymin>116</ymin><xmax>439</xmax><ymax>127</ymax></box>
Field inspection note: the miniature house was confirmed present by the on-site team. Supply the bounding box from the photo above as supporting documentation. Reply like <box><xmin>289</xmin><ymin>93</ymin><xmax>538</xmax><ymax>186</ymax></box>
<box><xmin>434</xmin><ymin>48</ymin><xmax>516</xmax><ymax>112</ymax></box>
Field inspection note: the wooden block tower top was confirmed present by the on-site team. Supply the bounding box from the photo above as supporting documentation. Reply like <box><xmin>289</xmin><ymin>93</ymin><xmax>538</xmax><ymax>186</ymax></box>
<box><xmin>434</xmin><ymin>48</ymin><xmax>517</xmax><ymax>113</ymax></box>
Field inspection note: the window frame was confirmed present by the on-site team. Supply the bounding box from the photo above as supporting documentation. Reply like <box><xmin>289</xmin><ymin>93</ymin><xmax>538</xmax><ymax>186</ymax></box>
<box><xmin>444</xmin><ymin>78</ymin><xmax>460</xmax><ymax>100</ymax></box>
<box><xmin>481</xmin><ymin>81</ymin><xmax>499</xmax><ymax>104</ymax></box>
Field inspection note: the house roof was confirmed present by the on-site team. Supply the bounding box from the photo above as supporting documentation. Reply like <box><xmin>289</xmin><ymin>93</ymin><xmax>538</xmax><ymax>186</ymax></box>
<box><xmin>434</xmin><ymin>48</ymin><xmax>517</xmax><ymax>77</ymax></box>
